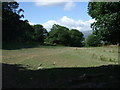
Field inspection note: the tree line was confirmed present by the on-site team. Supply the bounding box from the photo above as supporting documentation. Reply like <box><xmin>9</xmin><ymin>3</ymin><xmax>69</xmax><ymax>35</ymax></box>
<box><xmin>2</xmin><ymin>1</ymin><xmax>120</xmax><ymax>47</ymax></box>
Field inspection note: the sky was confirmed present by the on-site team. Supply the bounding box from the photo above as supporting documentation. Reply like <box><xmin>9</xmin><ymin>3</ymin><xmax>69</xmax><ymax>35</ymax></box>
<box><xmin>18</xmin><ymin>1</ymin><xmax>95</xmax><ymax>32</ymax></box>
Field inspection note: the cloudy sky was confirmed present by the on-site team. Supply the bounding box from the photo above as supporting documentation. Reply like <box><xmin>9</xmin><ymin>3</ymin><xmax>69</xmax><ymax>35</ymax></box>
<box><xmin>18</xmin><ymin>1</ymin><xmax>95</xmax><ymax>32</ymax></box>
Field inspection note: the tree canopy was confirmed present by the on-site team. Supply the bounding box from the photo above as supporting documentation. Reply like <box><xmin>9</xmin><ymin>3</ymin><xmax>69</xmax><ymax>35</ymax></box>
<box><xmin>88</xmin><ymin>2</ymin><xmax>120</xmax><ymax>45</ymax></box>
<box><xmin>85</xmin><ymin>34</ymin><xmax>101</xmax><ymax>47</ymax></box>
<box><xmin>45</xmin><ymin>24</ymin><xmax>84</xmax><ymax>47</ymax></box>
<box><xmin>69</xmin><ymin>29</ymin><xmax>84</xmax><ymax>47</ymax></box>
<box><xmin>32</xmin><ymin>24</ymin><xmax>48</xmax><ymax>44</ymax></box>
<box><xmin>45</xmin><ymin>24</ymin><xmax>70</xmax><ymax>46</ymax></box>
<box><xmin>2</xmin><ymin>1</ymin><xmax>34</xmax><ymax>42</ymax></box>
<box><xmin>2</xmin><ymin>2</ymin><xmax>48</xmax><ymax>44</ymax></box>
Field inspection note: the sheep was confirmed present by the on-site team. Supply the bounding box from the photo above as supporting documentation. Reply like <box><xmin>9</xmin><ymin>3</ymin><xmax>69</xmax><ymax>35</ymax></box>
<box><xmin>53</xmin><ymin>61</ymin><xmax>56</xmax><ymax>65</ymax></box>
<box><xmin>37</xmin><ymin>66</ymin><xmax>43</xmax><ymax>70</ymax></box>
<box><xmin>37</xmin><ymin>63</ymin><xmax>43</xmax><ymax>70</ymax></box>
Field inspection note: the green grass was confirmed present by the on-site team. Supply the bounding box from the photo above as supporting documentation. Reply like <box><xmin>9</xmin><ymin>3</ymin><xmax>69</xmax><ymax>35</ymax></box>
<box><xmin>2</xmin><ymin>45</ymin><xmax>118</xmax><ymax>70</ymax></box>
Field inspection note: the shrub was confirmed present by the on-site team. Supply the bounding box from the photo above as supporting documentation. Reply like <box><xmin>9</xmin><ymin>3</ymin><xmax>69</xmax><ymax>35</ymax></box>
<box><xmin>85</xmin><ymin>34</ymin><xmax>101</xmax><ymax>47</ymax></box>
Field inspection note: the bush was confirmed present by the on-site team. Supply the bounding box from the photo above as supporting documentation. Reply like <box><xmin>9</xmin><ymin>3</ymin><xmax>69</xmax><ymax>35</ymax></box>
<box><xmin>85</xmin><ymin>34</ymin><xmax>101</xmax><ymax>47</ymax></box>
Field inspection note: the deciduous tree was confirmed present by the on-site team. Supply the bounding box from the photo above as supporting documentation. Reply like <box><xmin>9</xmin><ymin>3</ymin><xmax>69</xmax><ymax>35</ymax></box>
<box><xmin>88</xmin><ymin>2</ymin><xmax>120</xmax><ymax>45</ymax></box>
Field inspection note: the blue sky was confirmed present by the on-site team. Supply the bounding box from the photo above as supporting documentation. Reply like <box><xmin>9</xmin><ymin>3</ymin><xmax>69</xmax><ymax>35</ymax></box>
<box><xmin>18</xmin><ymin>1</ymin><xmax>94</xmax><ymax>32</ymax></box>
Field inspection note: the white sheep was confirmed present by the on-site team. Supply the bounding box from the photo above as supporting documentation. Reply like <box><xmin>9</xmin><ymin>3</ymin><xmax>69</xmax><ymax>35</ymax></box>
<box><xmin>37</xmin><ymin>63</ymin><xmax>43</xmax><ymax>69</ymax></box>
<box><xmin>53</xmin><ymin>61</ymin><xmax>56</xmax><ymax>65</ymax></box>
<box><xmin>37</xmin><ymin>66</ymin><xmax>43</xmax><ymax>70</ymax></box>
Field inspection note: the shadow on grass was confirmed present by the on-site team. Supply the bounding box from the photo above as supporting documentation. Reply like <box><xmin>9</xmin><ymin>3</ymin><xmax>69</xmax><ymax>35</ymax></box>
<box><xmin>2</xmin><ymin>63</ymin><xmax>120</xmax><ymax>88</ymax></box>
<box><xmin>2</xmin><ymin>42</ymin><xmax>58</xmax><ymax>50</ymax></box>
<box><xmin>2</xmin><ymin>42</ymin><xmax>41</xmax><ymax>50</ymax></box>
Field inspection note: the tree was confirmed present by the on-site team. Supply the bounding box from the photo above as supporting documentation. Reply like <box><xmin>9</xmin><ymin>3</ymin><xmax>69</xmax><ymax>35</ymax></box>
<box><xmin>45</xmin><ymin>24</ymin><xmax>70</xmax><ymax>46</ymax></box>
<box><xmin>2</xmin><ymin>2</ymin><xmax>21</xmax><ymax>41</ymax></box>
<box><xmin>46</xmin><ymin>25</ymin><xmax>84</xmax><ymax>47</ymax></box>
<box><xmin>2</xmin><ymin>1</ymin><xmax>35</xmax><ymax>43</ymax></box>
<box><xmin>20</xmin><ymin>20</ymin><xmax>34</xmax><ymax>42</ymax></box>
<box><xmin>32</xmin><ymin>24</ymin><xmax>48</xmax><ymax>44</ymax></box>
<box><xmin>88</xmin><ymin>2</ymin><xmax>120</xmax><ymax>45</ymax></box>
<box><xmin>69</xmin><ymin>29</ymin><xmax>84</xmax><ymax>47</ymax></box>
<box><xmin>85</xmin><ymin>34</ymin><xmax>101</xmax><ymax>47</ymax></box>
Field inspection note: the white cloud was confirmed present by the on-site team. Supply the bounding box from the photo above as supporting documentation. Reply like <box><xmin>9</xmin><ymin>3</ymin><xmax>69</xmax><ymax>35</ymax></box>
<box><xmin>29</xmin><ymin>22</ymin><xmax>38</xmax><ymax>25</ymax></box>
<box><xmin>35</xmin><ymin>0</ymin><xmax>65</xmax><ymax>6</ymax></box>
<box><xmin>42</xmin><ymin>16</ymin><xmax>95</xmax><ymax>32</ymax></box>
<box><xmin>29</xmin><ymin>16</ymin><xmax>95</xmax><ymax>32</ymax></box>
<box><xmin>34</xmin><ymin>0</ymin><xmax>69</xmax><ymax>6</ymax></box>
<box><xmin>64</xmin><ymin>2</ymin><xmax>75</xmax><ymax>11</ymax></box>
<box><xmin>42</xmin><ymin>20</ymin><xmax>60</xmax><ymax>30</ymax></box>
<box><xmin>59</xmin><ymin>16</ymin><xmax>74</xmax><ymax>26</ymax></box>
<box><xmin>34</xmin><ymin>0</ymin><xmax>75</xmax><ymax>11</ymax></box>
<box><xmin>72</xmin><ymin>27</ymin><xmax>82</xmax><ymax>30</ymax></box>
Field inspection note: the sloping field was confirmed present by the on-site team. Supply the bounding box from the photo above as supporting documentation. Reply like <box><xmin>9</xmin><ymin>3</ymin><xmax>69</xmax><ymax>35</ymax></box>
<box><xmin>2</xmin><ymin>45</ymin><xmax>118</xmax><ymax>69</ymax></box>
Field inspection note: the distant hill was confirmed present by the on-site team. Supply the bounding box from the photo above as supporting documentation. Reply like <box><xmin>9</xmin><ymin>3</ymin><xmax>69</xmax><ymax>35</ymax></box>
<box><xmin>82</xmin><ymin>30</ymin><xmax>93</xmax><ymax>39</ymax></box>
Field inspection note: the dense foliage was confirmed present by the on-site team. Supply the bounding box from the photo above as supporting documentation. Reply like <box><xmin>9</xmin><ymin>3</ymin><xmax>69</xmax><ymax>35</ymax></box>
<box><xmin>85</xmin><ymin>34</ymin><xmax>101</xmax><ymax>47</ymax></box>
<box><xmin>2</xmin><ymin>2</ymin><xmax>34</xmax><ymax>42</ymax></box>
<box><xmin>32</xmin><ymin>24</ymin><xmax>48</xmax><ymax>44</ymax></box>
<box><xmin>2</xmin><ymin>2</ymin><xmax>48</xmax><ymax>45</ymax></box>
<box><xmin>88</xmin><ymin>2</ymin><xmax>120</xmax><ymax>45</ymax></box>
<box><xmin>45</xmin><ymin>24</ymin><xmax>84</xmax><ymax>46</ymax></box>
<box><xmin>45</xmin><ymin>24</ymin><xmax>70</xmax><ymax>46</ymax></box>
<box><xmin>69</xmin><ymin>29</ymin><xmax>84</xmax><ymax>47</ymax></box>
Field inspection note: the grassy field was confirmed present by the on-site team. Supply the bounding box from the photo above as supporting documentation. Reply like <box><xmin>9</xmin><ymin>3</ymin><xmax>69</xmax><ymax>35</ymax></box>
<box><xmin>2</xmin><ymin>45</ymin><xmax>118</xmax><ymax>69</ymax></box>
<box><xmin>2</xmin><ymin>45</ymin><xmax>120</xmax><ymax>88</ymax></box>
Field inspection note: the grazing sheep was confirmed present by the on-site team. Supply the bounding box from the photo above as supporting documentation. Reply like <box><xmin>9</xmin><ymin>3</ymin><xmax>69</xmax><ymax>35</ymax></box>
<box><xmin>37</xmin><ymin>66</ymin><xmax>43</xmax><ymax>70</ymax></box>
<box><xmin>37</xmin><ymin>63</ymin><xmax>43</xmax><ymax>69</ymax></box>
<box><xmin>53</xmin><ymin>61</ymin><xmax>56</xmax><ymax>65</ymax></box>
